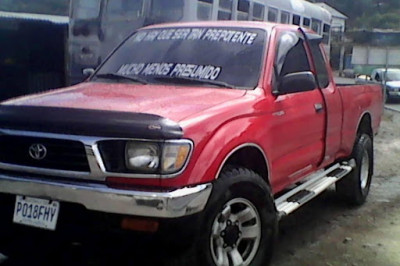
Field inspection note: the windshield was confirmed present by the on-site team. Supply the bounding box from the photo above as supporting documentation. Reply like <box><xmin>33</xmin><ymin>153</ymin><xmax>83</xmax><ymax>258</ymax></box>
<box><xmin>95</xmin><ymin>27</ymin><xmax>267</xmax><ymax>89</ymax></box>
<box><xmin>385</xmin><ymin>70</ymin><xmax>400</xmax><ymax>81</ymax></box>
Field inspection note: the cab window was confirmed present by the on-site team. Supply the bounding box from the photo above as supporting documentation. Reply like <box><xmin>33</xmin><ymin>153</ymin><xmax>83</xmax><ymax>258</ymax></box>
<box><xmin>275</xmin><ymin>32</ymin><xmax>311</xmax><ymax>78</ymax></box>
<box><xmin>310</xmin><ymin>41</ymin><xmax>330</xmax><ymax>88</ymax></box>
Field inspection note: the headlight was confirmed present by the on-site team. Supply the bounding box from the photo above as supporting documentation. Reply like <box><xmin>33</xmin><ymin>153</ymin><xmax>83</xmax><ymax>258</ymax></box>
<box><xmin>120</xmin><ymin>140</ymin><xmax>192</xmax><ymax>175</ymax></box>
<box><xmin>125</xmin><ymin>142</ymin><xmax>160</xmax><ymax>172</ymax></box>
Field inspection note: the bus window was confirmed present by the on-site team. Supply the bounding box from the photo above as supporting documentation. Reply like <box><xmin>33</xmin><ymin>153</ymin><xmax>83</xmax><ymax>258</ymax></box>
<box><xmin>322</xmin><ymin>24</ymin><xmax>330</xmax><ymax>44</ymax></box>
<box><xmin>311</xmin><ymin>19</ymin><xmax>321</xmax><ymax>34</ymax></box>
<box><xmin>237</xmin><ymin>0</ymin><xmax>250</xmax><ymax>20</ymax></box>
<box><xmin>106</xmin><ymin>0</ymin><xmax>144</xmax><ymax>21</ymax></box>
<box><xmin>198</xmin><ymin>0</ymin><xmax>213</xmax><ymax>20</ymax></box>
<box><xmin>292</xmin><ymin>15</ymin><xmax>300</xmax><ymax>25</ymax></box>
<box><xmin>149</xmin><ymin>0</ymin><xmax>184</xmax><ymax>24</ymax></box>
<box><xmin>280</xmin><ymin>11</ymin><xmax>290</xmax><ymax>24</ymax></box>
<box><xmin>75</xmin><ymin>0</ymin><xmax>101</xmax><ymax>20</ymax></box>
<box><xmin>252</xmin><ymin>3</ymin><xmax>265</xmax><ymax>21</ymax></box>
<box><xmin>267</xmin><ymin>8</ymin><xmax>278</xmax><ymax>22</ymax></box>
<box><xmin>218</xmin><ymin>0</ymin><xmax>233</xmax><ymax>20</ymax></box>
<box><xmin>303</xmin><ymin>17</ymin><xmax>310</xmax><ymax>28</ymax></box>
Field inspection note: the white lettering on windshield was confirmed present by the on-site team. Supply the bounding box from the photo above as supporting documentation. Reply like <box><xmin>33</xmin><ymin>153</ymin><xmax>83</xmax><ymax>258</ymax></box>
<box><xmin>170</xmin><ymin>64</ymin><xmax>221</xmax><ymax>80</ymax></box>
<box><xmin>142</xmin><ymin>63</ymin><xmax>173</xmax><ymax>76</ymax></box>
<box><xmin>117</xmin><ymin>63</ymin><xmax>222</xmax><ymax>81</ymax></box>
<box><xmin>117</xmin><ymin>63</ymin><xmax>145</xmax><ymax>75</ymax></box>
<box><xmin>133</xmin><ymin>28</ymin><xmax>258</xmax><ymax>45</ymax></box>
<box><xmin>172</xmin><ymin>29</ymin><xmax>191</xmax><ymax>40</ymax></box>
<box><xmin>202</xmin><ymin>29</ymin><xmax>258</xmax><ymax>45</ymax></box>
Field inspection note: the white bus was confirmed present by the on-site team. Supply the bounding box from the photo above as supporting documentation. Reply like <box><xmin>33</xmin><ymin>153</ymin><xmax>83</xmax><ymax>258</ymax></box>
<box><xmin>68</xmin><ymin>0</ymin><xmax>332</xmax><ymax>85</ymax></box>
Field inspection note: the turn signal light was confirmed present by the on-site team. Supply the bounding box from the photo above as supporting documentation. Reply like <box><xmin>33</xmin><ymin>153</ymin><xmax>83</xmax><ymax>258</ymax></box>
<box><xmin>121</xmin><ymin>217</ymin><xmax>159</xmax><ymax>233</ymax></box>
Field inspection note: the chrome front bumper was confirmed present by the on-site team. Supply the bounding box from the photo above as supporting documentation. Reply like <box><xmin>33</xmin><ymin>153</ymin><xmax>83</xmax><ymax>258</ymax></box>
<box><xmin>0</xmin><ymin>173</ymin><xmax>213</xmax><ymax>218</ymax></box>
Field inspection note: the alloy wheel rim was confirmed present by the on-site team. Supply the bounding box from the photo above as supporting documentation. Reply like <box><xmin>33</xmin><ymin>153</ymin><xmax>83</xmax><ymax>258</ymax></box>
<box><xmin>210</xmin><ymin>198</ymin><xmax>261</xmax><ymax>266</ymax></box>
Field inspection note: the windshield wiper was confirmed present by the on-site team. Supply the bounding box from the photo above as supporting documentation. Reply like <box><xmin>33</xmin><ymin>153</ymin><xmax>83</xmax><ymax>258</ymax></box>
<box><xmin>152</xmin><ymin>76</ymin><xmax>235</xmax><ymax>89</ymax></box>
<box><xmin>95</xmin><ymin>73</ymin><xmax>148</xmax><ymax>84</ymax></box>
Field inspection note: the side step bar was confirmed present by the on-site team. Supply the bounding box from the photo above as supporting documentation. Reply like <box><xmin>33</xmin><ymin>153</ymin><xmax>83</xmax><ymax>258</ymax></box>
<box><xmin>275</xmin><ymin>160</ymin><xmax>355</xmax><ymax>218</ymax></box>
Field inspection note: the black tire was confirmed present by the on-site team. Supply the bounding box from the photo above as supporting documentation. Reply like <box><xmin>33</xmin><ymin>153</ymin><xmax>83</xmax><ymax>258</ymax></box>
<box><xmin>336</xmin><ymin>134</ymin><xmax>373</xmax><ymax>205</ymax></box>
<box><xmin>185</xmin><ymin>167</ymin><xmax>277</xmax><ymax>266</ymax></box>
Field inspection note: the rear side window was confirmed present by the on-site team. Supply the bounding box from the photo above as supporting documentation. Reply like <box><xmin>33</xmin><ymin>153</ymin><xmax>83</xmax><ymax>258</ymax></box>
<box><xmin>303</xmin><ymin>18</ymin><xmax>310</xmax><ymax>28</ymax></box>
<box><xmin>311</xmin><ymin>19</ymin><xmax>321</xmax><ymax>34</ymax></box>
<box><xmin>292</xmin><ymin>15</ymin><xmax>300</xmax><ymax>25</ymax></box>
<box><xmin>322</xmin><ymin>24</ymin><xmax>330</xmax><ymax>44</ymax></box>
<box><xmin>280</xmin><ymin>11</ymin><xmax>290</xmax><ymax>24</ymax></box>
<box><xmin>218</xmin><ymin>0</ymin><xmax>233</xmax><ymax>20</ymax></box>
<box><xmin>310</xmin><ymin>42</ymin><xmax>330</xmax><ymax>88</ymax></box>
<box><xmin>268</xmin><ymin>8</ymin><xmax>278</xmax><ymax>22</ymax></box>
<box><xmin>252</xmin><ymin>3</ymin><xmax>265</xmax><ymax>21</ymax></box>
<box><xmin>237</xmin><ymin>0</ymin><xmax>250</xmax><ymax>20</ymax></box>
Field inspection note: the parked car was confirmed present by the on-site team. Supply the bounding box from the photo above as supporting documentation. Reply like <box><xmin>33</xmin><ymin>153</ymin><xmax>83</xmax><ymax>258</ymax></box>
<box><xmin>0</xmin><ymin>21</ymin><xmax>383</xmax><ymax>265</ymax></box>
<box><xmin>356</xmin><ymin>68</ymin><xmax>400</xmax><ymax>102</ymax></box>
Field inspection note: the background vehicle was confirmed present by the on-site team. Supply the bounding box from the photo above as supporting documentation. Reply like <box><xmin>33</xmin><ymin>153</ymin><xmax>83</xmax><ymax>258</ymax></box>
<box><xmin>356</xmin><ymin>68</ymin><xmax>400</xmax><ymax>102</ymax></box>
<box><xmin>0</xmin><ymin>22</ymin><xmax>381</xmax><ymax>265</ymax></box>
<box><xmin>68</xmin><ymin>0</ymin><xmax>332</xmax><ymax>85</ymax></box>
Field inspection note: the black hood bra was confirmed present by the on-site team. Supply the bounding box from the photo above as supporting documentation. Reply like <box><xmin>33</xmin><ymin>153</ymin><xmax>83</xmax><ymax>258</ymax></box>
<box><xmin>0</xmin><ymin>105</ymin><xmax>183</xmax><ymax>140</ymax></box>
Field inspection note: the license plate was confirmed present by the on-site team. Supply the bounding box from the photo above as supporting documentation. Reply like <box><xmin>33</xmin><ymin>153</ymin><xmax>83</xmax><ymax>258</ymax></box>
<box><xmin>13</xmin><ymin>196</ymin><xmax>60</xmax><ymax>231</ymax></box>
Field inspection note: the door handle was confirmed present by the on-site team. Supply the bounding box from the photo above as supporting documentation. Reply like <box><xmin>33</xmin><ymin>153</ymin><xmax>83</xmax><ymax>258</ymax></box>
<box><xmin>314</xmin><ymin>103</ymin><xmax>324</xmax><ymax>113</ymax></box>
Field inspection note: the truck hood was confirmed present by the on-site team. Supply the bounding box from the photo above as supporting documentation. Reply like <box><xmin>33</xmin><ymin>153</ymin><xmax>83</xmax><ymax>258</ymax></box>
<box><xmin>386</xmin><ymin>81</ymin><xmax>400</xmax><ymax>88</ymax></box>
<box><xmin>3</xmin><ymin>82</ymin><xmax>246</xmax><ymax>122</ymax></box>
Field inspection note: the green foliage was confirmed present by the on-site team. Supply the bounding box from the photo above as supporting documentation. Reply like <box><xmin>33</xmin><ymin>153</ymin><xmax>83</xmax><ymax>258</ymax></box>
<box><xmin>0</xmin><ymin>0</ymin><xmax>69</xmax><ymax>16</ymax></box>
<box><xmin>315</xmin><ymin>0</ymin><xmax>400</xmax><ymax>30</ymax></box>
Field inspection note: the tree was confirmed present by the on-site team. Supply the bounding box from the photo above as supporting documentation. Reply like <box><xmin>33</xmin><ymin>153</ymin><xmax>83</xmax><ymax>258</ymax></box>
<box><xmin>314</xmin><ymin>0</ymin><xmax>400</xmax><ymax>29</ymax></box>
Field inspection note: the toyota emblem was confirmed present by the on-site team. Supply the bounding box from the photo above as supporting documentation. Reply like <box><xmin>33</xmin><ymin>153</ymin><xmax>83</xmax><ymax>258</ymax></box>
<box><xmin>29</xmin><ymin>144</ymin><xmax>47</xmax><ymax>160</ymax></box>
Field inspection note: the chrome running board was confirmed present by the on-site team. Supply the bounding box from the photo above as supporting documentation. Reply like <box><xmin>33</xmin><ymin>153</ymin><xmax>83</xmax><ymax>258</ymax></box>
<box><xmin>276</xmin><ymin>159</ymin><xmax>355</xmax><ymax>218</ymax></box>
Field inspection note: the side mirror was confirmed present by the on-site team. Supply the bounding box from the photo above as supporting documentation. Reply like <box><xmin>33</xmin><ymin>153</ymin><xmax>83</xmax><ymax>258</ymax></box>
<box><xmin>275</xmin><ymin>71</ymin><xmax>317</xmax><ymax>96</ymax></box>
<box><xmin>82</xmin><ymin>68</ymin><xmax>95</xmax><ymax>77</ymax></box>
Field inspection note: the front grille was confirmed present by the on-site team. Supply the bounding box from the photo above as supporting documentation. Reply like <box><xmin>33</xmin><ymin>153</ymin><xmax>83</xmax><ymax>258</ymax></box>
<box><xmin>0</xmin><ymin>135</ymin><xmax>90</xmax><ymax>172</ymax></box>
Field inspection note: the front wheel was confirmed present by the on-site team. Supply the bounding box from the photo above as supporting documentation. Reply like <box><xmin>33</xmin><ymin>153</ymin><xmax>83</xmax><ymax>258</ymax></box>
<box><xmin>336</xmin><ymin>134</ymin><xmax>373</xmax><ymax>205</ymax></box>
<box><xmin>195</xmin><ymin>167</ymin><xmax>277</xmax><ymax>266</ymax></box>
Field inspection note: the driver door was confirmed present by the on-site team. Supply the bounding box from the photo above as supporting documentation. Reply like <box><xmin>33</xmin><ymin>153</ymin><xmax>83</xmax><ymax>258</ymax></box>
<box><xmin>269</xmin><ymin>30</ymin><xmax>326</xmax><ymax>189</ymax></box>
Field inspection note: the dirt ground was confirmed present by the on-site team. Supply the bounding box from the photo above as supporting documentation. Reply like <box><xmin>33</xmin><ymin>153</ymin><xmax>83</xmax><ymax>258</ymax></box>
<box><xmin>272</xmin><ymin>109</ymin><xmax>400</xmax><ymax>266</ymax></box>
<box><xmin>1</xmin><ymin>109</ymin><xmax>399</xmax><ymax>266</ymax></box>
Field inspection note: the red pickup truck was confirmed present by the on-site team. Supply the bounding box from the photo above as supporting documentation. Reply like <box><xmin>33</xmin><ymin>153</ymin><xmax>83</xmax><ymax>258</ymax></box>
<box><xmin>0</xmin><ymin>22</ymin><xmax>382</xmax><ymax>265</ymax></box>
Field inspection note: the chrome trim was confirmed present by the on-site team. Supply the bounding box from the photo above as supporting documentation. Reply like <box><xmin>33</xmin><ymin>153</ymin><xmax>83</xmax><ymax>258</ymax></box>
<box><xmin>98</xmin><ymin>139</ymin><xmax>194</xmax><ymax>179</ymax></box>
<box><xmin>0</xmin><ymin>162</ymin><xmax>91</xmax><ymax>179</ymax></box>
<box><xmin>0</xmin><ymin>173</ymin><xmax>212</xmax><ymax>218</ymax></box>
<box><xmin>215</xmin><ymin>143</ymin><xmax>271</xmax><ymax>183</ymax></box>
<box><xmin>0</xmin><ymin>129</ymin><xmax>193</xmax><ymax>181</ymax></box>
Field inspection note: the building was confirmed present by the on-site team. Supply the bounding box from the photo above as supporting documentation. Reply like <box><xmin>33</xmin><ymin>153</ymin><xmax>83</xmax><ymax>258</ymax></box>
<box><xmin>315</xmin><ymin>2</ymin><xmax>347</xmax><ymax>33</ymax></box>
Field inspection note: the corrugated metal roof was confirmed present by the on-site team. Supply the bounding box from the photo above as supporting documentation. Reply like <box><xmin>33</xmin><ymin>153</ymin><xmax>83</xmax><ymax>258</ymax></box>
<box><xmin>0</xmin><ymin>11</ymin><xmax>69</xmax><ymax>24</ymax></box>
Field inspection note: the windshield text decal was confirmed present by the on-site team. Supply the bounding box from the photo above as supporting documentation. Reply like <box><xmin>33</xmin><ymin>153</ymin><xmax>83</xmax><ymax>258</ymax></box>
<box><xmin>133</xmin><ymin>28</ymin><xmax>258</xmax><ymax>45</ymax></box>
<box><xmin>117</xmin><ymin>63</ymin><xmax>221</xmax><ymax>80</ymax></box>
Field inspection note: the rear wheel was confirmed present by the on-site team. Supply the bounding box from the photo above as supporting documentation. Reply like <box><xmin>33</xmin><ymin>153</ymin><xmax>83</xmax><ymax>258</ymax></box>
<box><xmin>336</xmin><ymin>134</ymin><xmax>373</xmax><ymax>205</ymax></box>
<box><xmin>196</xmin><ymin>167</ymin><xmax>277</xmax><ymax>266</ymax></box>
